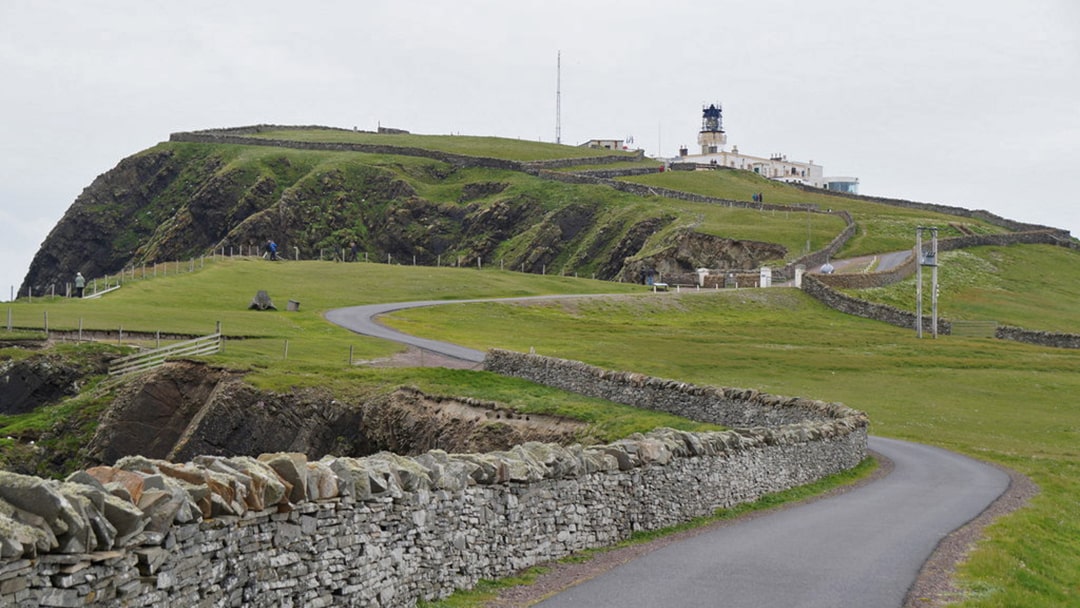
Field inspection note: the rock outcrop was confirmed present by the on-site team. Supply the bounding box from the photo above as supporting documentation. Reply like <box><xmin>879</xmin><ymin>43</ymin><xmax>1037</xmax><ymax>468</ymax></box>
<box><xmin>618</xmin><ymin>228</ymin><xmax>788</xmax><ymax>283</ymax></box>
<box><xmin>0</xmin><ymin>349</ymin><xmax>111</xmax><ymax>415</ymax></box>
<box><xmin>81</xmin><ymin>361</ymin><xmax>593</xmax><ymax>470</ymax></box>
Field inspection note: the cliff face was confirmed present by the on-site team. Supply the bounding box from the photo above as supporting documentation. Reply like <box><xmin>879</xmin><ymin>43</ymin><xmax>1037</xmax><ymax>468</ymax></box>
<box><xmin>21</xmin><ymin>136</ymin><xmax>788</xmax><ymax>294</ymax></box>
<box><xmin>21</xmin><ymin>150</ymin><xmax>186</xmax><ymax>295</ymax></box>
<box><xmin>81</xmin><ymin>361</ymin><xmax>592</xmax><ymax>468</ymax></box>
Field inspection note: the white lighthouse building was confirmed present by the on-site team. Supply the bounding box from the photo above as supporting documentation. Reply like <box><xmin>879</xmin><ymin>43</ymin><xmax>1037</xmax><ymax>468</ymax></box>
<box><xmin>674</xmin><ymin>103</ymin><xmax>857</xmax><ymax>193</ymax></box>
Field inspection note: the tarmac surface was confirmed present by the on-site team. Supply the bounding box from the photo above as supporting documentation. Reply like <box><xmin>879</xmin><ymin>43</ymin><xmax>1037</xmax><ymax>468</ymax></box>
<box><xmin>535</xmin><ymin>437</ymin><xmax>1008</xmax><ymax>608</ymax></box>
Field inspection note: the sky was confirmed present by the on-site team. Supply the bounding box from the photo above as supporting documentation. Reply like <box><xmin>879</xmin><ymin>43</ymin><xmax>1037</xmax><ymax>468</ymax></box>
<box><xmin>2</xmin><ymin>1</ymin><xmax>1077</xmax><ymax>300</ymax></box>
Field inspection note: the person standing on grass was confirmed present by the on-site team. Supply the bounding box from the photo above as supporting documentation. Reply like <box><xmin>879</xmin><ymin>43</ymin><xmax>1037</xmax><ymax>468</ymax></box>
<box><xmin>267</xmin><ymin>239</ymin><xmax>279</xmax><ymax>261</ymax></box>
<box><xmin>74</xmin><ymin>272</ymin><xmax>85</xmax><ymax>298</ymax></box>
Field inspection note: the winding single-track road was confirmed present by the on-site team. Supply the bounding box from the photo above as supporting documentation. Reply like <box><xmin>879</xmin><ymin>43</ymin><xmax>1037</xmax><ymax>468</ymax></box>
<box><xmin>326</xmin><ymin>297</ymin><xmax>1013</xmax><ymax>607</ymax></box>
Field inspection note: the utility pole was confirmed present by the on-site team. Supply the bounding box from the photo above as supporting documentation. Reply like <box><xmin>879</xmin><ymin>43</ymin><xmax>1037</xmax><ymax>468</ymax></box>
<box><xmin>555</xmin><ymin>51</ymin><xmax>562</xmax><ymax>144</ymax></box>
<box><xmin>806</xmin><ymin>206</ymin><xmax>812</xmax><ymax>254</ymax></box>
<box><xmin>915</xmin><ymin>226</ymin><xmax>940</xmax><ymax>338</ymax></box>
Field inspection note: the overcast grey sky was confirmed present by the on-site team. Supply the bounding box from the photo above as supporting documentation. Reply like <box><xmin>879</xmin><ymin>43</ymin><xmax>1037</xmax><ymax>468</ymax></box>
<box><xmin>2</xmin><ymin>1</ymin><xmax>1077</xmax><ymax>300</ymax></box>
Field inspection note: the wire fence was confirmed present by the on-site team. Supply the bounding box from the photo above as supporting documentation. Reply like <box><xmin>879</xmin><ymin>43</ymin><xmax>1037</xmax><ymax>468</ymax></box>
<box><xmin>9</xmin><ymin>247</ymin><xmax>625</xmax><ymax>304</ymax></box>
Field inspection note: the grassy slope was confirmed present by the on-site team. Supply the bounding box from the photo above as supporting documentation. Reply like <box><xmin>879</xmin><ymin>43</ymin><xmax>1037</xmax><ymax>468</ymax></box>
<box><xmin>7</xmin><ymin>249</ymin><xmax>1078</xmax><ymax>605</ymax></box>
<box><xmin>383</xmin><ymin>245</ymin><xmax>1080</xmax><ymax>608</ymax></box>
<box><xmin>622</xmin><ymin>170</ymin><xmax>1010</xmax><ymax>256</ymax></box>
<box><xmin>846</xmin><ymin>244</ymin><xmax>1080</xmax><ymax>333</ymax></box>
<box><xmin>169</xmin><ymin>131</ymin><xmax>1001</xmax><ymax>262</ymax></box>
<box><xmin>245</xmin><ymin>129</ymin><xmax>639</xmax><ymax>162</ymax></box>
<box><xmin>1</xmin><ymin>259</ymin><xmax>719</xmax><ymax>445</ymax></box>
<box><xmin>133</xmin><ymin>142</ymin><xmax>853</xmax><ymax>265</ymax></box>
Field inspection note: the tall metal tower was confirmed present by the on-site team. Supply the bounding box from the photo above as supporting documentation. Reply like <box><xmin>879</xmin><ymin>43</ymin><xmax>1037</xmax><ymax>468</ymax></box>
<box><xmin>915</xmin><ymin>226</ymin><xmax>940</xmax><ymax>338</ymax></box>
<box><xmin>555</xmin><ymin>51</ymin><xmax>562</xmax><ymax>145</ymax></box>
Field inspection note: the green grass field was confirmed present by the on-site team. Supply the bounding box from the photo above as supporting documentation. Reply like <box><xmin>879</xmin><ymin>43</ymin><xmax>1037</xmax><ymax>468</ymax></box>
<box><xmin>4</xmin><ymin>246</ymin><xmax>1079</xmax><ymax>606</ymax></box>
<box><xmin>380</xmin><ymin>246</ymin><xmax>1080</xmax><ymax>608</ymax></box>
<box><xmin>244</xmin><ymin>128</ymin><xmax>640</xmax><ymax>162</ymax></box>
<box><xmin>846</xmin><ymin>244</ymin><xmax>1080</xmax><ymax>333</ymax></box>
<box><xmin>622</xmin><ymin>169</ymin><xmax>1010</xmax><ymax>256</ymax></box>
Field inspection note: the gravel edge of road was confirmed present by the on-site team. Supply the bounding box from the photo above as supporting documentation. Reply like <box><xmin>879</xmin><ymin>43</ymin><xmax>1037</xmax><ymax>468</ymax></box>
<box><xmin>902</xmin><ymin>462</ymin><xmax>1038</xmax><ymax>607</ymax></box>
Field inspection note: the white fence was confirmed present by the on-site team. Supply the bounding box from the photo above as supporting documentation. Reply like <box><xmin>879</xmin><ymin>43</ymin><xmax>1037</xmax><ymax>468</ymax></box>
<box><xmin>108</xmin><ymin>332</ymin><xmax>222</xmax><ymax>376</ymax></box>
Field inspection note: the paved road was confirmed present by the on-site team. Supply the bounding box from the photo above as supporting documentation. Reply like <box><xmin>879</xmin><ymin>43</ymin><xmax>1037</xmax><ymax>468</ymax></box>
<box><xmin>537</xmin><ymin>437</ymin><xmax>1008</xmax><ymax>608</ymax></box>
<box><xmin>327</xmin><ymin>298</ymin><xmax>1011</xmax><ymax>607</ymax></box>
<box><xmin>325</xmin><ymin>294</ymin><xmax>623</xmax><ymax>363</ymax></box>
<box><xmin>814</xmin><ymin>249</ymin><xmax>912</xmax><ymax>274</ymax></box>
<box><xmin>326</xmin><ymin>300</ymin><xmax>489</xmax><ymax>362</ymax></box>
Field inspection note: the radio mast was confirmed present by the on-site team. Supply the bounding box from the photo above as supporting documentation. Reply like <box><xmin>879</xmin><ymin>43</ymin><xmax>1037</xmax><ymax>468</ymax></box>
<box><xmin>555</xmin><ymin>51</ymin><xmax>562</xmax><ymax>144</ymax></box>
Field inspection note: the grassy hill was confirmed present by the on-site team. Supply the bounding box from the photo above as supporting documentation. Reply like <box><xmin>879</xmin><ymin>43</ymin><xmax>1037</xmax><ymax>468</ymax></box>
<box><xmin>6</xmin><ymin>130</ymin><xmax>1080</xmax><ymax>606</ymax></box>
<box><xmin>22</xmin><ymin>127</ymin><xmax>1020</xmax><ymax>297</ymax></box>
<box><xmin>5</xmin><ymin>244</ymin><xmax>1080</xmax><ymax>605</ymax></box>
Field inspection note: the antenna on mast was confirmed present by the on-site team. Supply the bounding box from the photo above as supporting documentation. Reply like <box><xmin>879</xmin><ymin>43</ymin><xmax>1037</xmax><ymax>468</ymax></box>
<box><xmin>555</xmin><ymin>51</ymin><xmax>562</xmax><ymax>145</ymax></box>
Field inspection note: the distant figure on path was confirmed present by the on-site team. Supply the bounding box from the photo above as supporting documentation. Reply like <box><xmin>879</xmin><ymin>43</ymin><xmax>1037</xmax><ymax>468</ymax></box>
<box><xmin>349</xmin><ymin>241</ymin><xmax>358</xmax><ymax>262</ymax></box>
<box><xmin>267</xmin><ymin>240</ymin><xmax>279</xmax><ymax>261</ymax></box>
<box><xmin>74</xmin><ymin>272</ymin><xmax>85</xmax><ymax>298</ymax></box>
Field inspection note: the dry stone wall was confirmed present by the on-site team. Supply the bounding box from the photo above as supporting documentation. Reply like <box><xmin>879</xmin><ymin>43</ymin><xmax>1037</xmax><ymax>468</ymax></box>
<box><xmin>996</xmin><ymin>326</ymin><xmax>1080</xmax><ymax>349</ymax></box>
<box><xmin>0</xmin><ymin>352</ymin><xmax>867</xmax><ymax>607</ymax></box>
<box><xmin>801</xmin><ymin>275</ymin><xmax>949</xmax><ymax>334</ymax></box>
<box><xmin>484</xmin><ymin>349</ymin><xmax>866</xmax><ymax>428</ymax></box>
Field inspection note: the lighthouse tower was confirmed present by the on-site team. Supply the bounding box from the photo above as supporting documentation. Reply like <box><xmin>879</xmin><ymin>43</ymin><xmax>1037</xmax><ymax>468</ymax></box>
<box><xmin>697</xmin><ymin>103</ymin><xmax>727</xmax><ymax>154</ymax></box>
